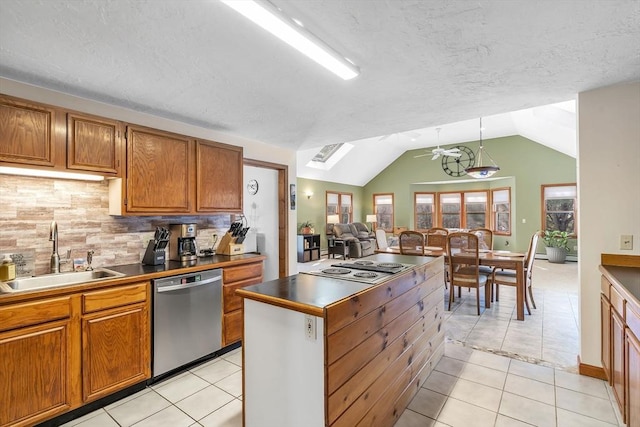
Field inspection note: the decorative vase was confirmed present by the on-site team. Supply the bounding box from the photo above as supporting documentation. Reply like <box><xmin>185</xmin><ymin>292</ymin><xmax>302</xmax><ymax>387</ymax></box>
<box><xmin>546</xmin><ymin>247</ymin><xmax>567</xmax><ymax>264</ymax></box>
<box><xmin>301</xmin><ymin>227</ymin><xmax>312</xmax><ymax>235</ymax></box>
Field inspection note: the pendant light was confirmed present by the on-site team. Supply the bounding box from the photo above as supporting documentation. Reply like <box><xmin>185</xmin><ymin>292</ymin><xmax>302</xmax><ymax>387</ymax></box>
<box><xmin>465</xmin><ymin>117</ymin><xmax>500</xmax><ymax>179</ymax></box>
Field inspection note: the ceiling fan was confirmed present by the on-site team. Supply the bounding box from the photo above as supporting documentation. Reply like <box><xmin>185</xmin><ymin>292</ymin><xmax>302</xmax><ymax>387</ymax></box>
<box><xmin>414</xmin><ymin>128</ymin><xmax>461</xmax><ymax>160</ymax></box>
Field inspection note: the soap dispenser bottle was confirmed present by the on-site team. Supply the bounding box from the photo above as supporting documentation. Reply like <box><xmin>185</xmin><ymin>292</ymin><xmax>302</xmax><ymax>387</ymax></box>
<box><xmin>0</xmin><ymin>254</ymin><xmax>16</xmax><ymax>281</ymax></box>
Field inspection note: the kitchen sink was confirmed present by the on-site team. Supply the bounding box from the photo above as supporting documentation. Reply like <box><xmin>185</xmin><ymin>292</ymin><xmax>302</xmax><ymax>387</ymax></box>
<box><xmin>4</xmin><ymin>268</ymin><xmax>125</xmax><ymax>291</ymax></box>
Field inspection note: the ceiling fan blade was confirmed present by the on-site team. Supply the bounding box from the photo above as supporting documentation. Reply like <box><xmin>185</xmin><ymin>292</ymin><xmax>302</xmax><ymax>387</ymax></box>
<box><xmin>431</xmin><ymin>153</ymin><xmax>440</xmax><ymax>160</ymax></box>
<box><xmin>414</xmin><ymin>153</ymin><xmax>429</xmax><ymax>158</ymax></box>
<box><xmin>445</xmin><ymin>147</ymin><xmax>460</xmax><ymax>152</ymax></box>
<box><xmin>443</xmin><ymin>152</ymin><xmax>461</xmax><ymax>157</ymax></box>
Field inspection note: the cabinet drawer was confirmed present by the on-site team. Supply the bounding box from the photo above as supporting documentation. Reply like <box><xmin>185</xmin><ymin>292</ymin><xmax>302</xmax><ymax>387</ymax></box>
<box><xmin>223</xmin><ymin>262</ymin><xmax>263</xmax><ymax>284</ymax></box>
<box><xmin>627</xmin><ymin>304</ymin><xmax>640</xmax><ymax>339</ymax></box>
<box><xmin>610</xmin><ymin>284</ymin><xmax>626</xmax><ymax>319</ymax></box>
<box><xmin>223</xmin><ymin>277</ymin><xmax>263</xmax><ymax>313</ymax></box>
<box><xmin>83</xmin><ymin>282</ymin><xmax>148</xmax><ymax>313</ymax></box>
<box><xmin>0</xmin><ymin>296</ymin><xmax>71</xmax><ymax>332</ymax></box>
<box><xmin>601</xmin><ymin>276</ymin><xmax>611</xmax><ymax>299</ymax></box>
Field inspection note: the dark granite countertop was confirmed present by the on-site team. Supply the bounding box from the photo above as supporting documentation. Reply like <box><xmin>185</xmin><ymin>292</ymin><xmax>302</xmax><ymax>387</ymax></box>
<box><xmin>0</xmin><ymin>253</ymin><xmax>266</xmax><ymax>303</ymax></box>
<box><xmin>237</xmin><ymin>253</ymin><xmax>439</xmax><ymax>316</ymax></box>
<box><xmin>600</xmin><ymin>265</ymin><xmax>640</xmax><ymax>304</ymax></box>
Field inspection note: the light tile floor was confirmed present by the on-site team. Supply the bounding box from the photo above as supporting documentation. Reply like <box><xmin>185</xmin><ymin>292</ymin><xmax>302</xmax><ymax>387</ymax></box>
<box><xmin>62</xmin><ymin>259</ymin><xmax>623</xmax><ymax>427</ymax></box>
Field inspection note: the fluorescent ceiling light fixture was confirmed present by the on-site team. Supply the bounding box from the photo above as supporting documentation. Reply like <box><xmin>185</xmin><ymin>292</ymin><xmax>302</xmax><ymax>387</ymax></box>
<box><xmin>220</xmin><ymin>0</ymin><xmax>359</xmax><ymax>80</ymax></box>
<box><xmin>306</xmin><ymin>143</ymin><xmax>353</xmax><ymax>170</ymax></box>
<box><xmin>0</xmin><ymin>166</ymin><xmax>105</xmax><ymax>181</ymax></box>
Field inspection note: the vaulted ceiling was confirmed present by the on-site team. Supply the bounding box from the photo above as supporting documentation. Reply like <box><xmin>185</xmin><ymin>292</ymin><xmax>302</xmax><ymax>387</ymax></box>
<box><xmin>1</xmin><ymin>0</ymin><xmax>638</xmax><ymax>185</ymax></box>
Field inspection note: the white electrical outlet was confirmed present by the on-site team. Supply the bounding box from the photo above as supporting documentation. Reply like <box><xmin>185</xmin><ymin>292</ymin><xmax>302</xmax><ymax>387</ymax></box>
<box><xmin>304</xmin><ymin>315</ymin><xmax>316</xmax><ymax>340</ymax></box>
<box><xmin>620</xmin><ymin>235</ymin><xmax>633</xmax><ymax>250</ymax></box>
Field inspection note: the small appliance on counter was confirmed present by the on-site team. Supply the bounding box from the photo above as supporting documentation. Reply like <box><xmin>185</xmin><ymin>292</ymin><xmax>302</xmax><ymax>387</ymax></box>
<box><xmin>169</xmin><ymin>223</ymin><xmax>198</xmax><ymax>264</ymax></box>
<box><xmin>142</xmin><ymin>227</ymin><xmax>170</xmax><ymax>265</ymax></box>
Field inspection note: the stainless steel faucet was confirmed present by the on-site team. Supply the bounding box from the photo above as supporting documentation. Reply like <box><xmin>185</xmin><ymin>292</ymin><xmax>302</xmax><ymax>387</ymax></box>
<box><xmin>49</xmin><ymin>220</ymin><xmax>60</xmax><ymax>273</ymax></box>
<box><xmin>49</xmin><ymin>221</ymin><xmax>70</xmax><ymax>273</ymax></box>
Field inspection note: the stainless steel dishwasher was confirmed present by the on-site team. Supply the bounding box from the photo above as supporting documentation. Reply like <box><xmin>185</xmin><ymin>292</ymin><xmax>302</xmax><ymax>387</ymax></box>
<box><xmin>152</xmin><ymin>269</ymin><xmax>222</xmax><ymax>379</ymax></box>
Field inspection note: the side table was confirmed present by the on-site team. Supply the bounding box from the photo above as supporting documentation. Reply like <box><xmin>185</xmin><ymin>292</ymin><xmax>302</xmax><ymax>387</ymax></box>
<box><xmin>328</xmin><ymin>237</ymin><xmax>349</xmax><ymax>259</ymax></box>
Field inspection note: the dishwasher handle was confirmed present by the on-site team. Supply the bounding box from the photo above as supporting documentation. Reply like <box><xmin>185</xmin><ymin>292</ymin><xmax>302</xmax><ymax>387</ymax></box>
<box><xmin>156</xmin><ymin>274</ymin><xmax>221</xmax><ymax>293</ymax></box>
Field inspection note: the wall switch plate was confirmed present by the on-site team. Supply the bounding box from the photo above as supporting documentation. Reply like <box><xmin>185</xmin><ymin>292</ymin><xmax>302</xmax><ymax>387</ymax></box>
<box><xmin>620</xmin><ymin>235</ymin><xmax>633</xmax><ymax>250</ymax></box>
<box><xmin>304</xmin><ymin>315</ymin><xmax>316</xmax><ymax>341</ymax></box>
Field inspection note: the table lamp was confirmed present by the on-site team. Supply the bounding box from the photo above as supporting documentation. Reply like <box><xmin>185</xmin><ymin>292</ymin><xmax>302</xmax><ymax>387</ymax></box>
<box><xmin>366</xmin><ymin>214</ymin><xmax>377</xmax><ymax>231</ymax></box>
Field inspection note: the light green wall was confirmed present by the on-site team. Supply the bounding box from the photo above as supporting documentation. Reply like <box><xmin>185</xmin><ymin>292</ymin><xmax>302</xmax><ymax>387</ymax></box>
<box><xmin>362</xmin><ymin>135</ymin><xmax>577</xmax><ymax>253</ymax></box>
<box><xmin>296</xmin><ymin>178</ymin><xmax>364</xmax><ymax>250</ymax></box>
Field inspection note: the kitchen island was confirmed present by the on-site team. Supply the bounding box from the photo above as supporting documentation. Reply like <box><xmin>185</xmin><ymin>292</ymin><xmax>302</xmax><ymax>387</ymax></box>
<box><xmin>237</xmin><ymin>253</ymin><xmax>445</xmax><ymax>427</ymax></box>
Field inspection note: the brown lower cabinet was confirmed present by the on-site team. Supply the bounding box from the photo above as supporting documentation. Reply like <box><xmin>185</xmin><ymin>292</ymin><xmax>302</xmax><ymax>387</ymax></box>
<box><xmin>222</xmin><ymin>261</ymin><xmax>264</xmax><ymax>346</ymax></box>
<box><xmin>0</xmin><ymin>282</ymin><xmax>151</xmax><ymax>427</ymax></box>
<box><xmin>600</xmin><ymin>262</ymin><xmax>640</xmax><ymax>426</ymax></box>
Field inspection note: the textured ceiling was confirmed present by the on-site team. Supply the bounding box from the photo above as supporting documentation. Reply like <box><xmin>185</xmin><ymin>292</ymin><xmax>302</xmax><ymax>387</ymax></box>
<box><xmin>1</xmin><ymin>0</ymin><xmax>639</xmax><ymax>185</ymax></box>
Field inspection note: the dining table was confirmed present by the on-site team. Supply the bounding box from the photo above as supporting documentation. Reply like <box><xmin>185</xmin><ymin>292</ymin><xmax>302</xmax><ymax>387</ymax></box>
<box><xmin>377</xmin><ymin>246</ymin><xmax>528</xmax><ymax>320</ymax></box>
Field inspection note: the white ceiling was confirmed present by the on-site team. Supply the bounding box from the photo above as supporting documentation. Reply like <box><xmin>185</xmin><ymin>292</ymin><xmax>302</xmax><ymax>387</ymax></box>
<box><xmin>1</xmin><ymin>0</ymin><xmax>638</xmax><ymax>186</ymax></box>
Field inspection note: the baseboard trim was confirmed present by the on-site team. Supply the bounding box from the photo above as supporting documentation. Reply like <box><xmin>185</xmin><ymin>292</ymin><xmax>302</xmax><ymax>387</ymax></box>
<box><xmin>577</xmin><ymin>355</ymin><xmax>607</xmax><ymax>380</ymax></box>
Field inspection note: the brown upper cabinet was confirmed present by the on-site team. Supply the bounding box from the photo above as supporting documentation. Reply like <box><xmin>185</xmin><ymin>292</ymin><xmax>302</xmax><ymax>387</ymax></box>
<box><xmin>196</xmin><ymin>140</ymin><xmax>243</xmax><ymax>213</ymax></box>
<box><xmin>0</xmin><ymin>95</ymin><xmax>64</xmax><ymax>168</ymax></box>
<box><xmin>0</xmin><ymin>94</ymin><xmax>123</xmax><ymax>178</ymax></box>
<box><xmin>67</xmin><ymin>113</ymin><xmax>123</xmax><ymax>175</ymax></box>
<box><xmin>108</xmin><ymin>126</ymin><xmax>243</xmax><ymax>216</ymax></box>
<box><xmin>121</xmin><ymin>125</ymin><xmax>193</xmax><ymax>214</ymax></box>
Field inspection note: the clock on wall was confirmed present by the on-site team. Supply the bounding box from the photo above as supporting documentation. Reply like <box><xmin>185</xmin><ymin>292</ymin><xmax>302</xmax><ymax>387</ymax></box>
<box><xmin>247</xmin><ymin>179</ymin><xmax>259</xmax><ymax>195</ymax></box>
<box><xmin>441</xmin><ymin>146</ymin><xmax>475</xmax><ymax>177</ymax></box>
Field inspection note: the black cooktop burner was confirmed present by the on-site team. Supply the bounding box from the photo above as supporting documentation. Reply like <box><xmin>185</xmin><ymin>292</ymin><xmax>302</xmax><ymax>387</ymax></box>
<box><xmin>354</xmin><ymin>271</ymin><xmax>378</xmax><ymax>278</ymax></box>
<box><xmin>331</xmin><ymin>261</ymin><xmax>409</xmax><ymax>274</ymax></box>
<box><xmin>322</xmin><ymin>268</ymin><xmax>351</xmax><ymax>275</ymax></box>
<box><xmin>377</xmin><ymin>262</ymin><xmax>403</xmax><ymax>269</ymax></box>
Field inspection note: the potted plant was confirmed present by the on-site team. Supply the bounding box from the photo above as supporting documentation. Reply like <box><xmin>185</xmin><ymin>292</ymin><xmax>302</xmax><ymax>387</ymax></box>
<box><xmin>299</xmin><ymin>221</ymin><xmax>314</xmax><ymax>235</ymax></box>
<box><xmin>542</xmin><ymin>230</ymin><xmax>570</xmax><ymax>263</ymax></box>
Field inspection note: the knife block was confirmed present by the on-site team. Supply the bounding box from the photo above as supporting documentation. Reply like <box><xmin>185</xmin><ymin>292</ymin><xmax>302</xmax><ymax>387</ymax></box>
<box><xmin>216</xmin><ymin>232</ymin><xmax>244</xmax><ymax>256</ymax></box>
<box><xmin>142</xmin><ymin>240</ymin><xmax>167</xmax><ymax>265</ymax></box>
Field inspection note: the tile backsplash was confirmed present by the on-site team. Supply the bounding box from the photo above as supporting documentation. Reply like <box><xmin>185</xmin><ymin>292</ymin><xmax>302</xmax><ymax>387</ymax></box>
<box><xmin>0</xmin><ymin>175</ymin><xmax>231</xmax><ymax>276</ymax></box>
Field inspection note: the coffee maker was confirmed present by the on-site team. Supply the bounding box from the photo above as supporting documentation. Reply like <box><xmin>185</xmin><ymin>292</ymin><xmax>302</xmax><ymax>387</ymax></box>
<box><xmin>169</xmin><ymin>223</ymin><xmax>198</xmax><ymax>264</ymax></box>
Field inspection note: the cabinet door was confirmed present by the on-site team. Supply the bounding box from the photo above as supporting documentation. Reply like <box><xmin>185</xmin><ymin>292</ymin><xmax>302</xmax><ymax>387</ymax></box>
<box><xmin>0</xmin><ymin>95</ymin><xmax>62</xmax><ymax>167</ymax></box>
<box><xmin>126</xmin><ymin>125</ymin><xmax>192</xmax><ymax>213</ymax></box>
<box><xmin>627</xmin><ymin>330</ymin><xmax>640</xmax><ymax>427</ymax></box>
<box><xmin>602</xmin><ymin>294</ymin><xmax>611</xmax><ymax>383</ymax></box>
<box><xmin>67</xmin><ymin>113</ymin><xmax>122</xmax><ymax>175</ymax></box>
<box><xmin>196</xmin><ymin>140</ymin><xmax>243</xmax><ymax>213</ymax></box>
<box><xmin>0</xmin><ymin>320</ymin><xmax>72</xmax><ymax>427</ymax></box>
<box><xmin>223</xmin><ymin>309</ymin><xmax>243</xmax><ymax>347</ymax></box>
<box><xmin>612</xmin><ymin>309</ymin><xmax>626</xmax><ymax>421</ymax></box>
<box><xmin>82</xmin><ymin>303</ymin><xmax>150</xmax><ymax>402</ymax></box>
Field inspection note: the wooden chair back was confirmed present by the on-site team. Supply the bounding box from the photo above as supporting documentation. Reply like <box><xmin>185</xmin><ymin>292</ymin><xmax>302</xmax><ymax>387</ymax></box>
<box><xmin>426</xmin><ymin>227</ymin><xmax>448</xmax><ymax>249</ymax></box>
<box><xmin>447</xmin><ymin>232</ymin><xmax>487</xmax><ymax>315</ymax></box>
<box><xmin>399</xmin><ymin>231</ymin><xmax>425</xmax><ymax>255</ymax></box>
<box><xmin>470</xmin><ymin>228</ymin><xmax>493</xmax><ymax>250</ymax></box>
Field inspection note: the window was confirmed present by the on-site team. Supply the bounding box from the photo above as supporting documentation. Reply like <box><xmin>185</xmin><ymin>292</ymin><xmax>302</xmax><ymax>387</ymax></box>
<box><xmin>491</xmin><ymin>188</ymin><xmax>511</xmax><ymax>235</ymax></box>
<box><xmin>374</xmin><ymin>193</ymin><xmax>394</xmax><ymax>232</ymax></box>
<box><xmin>465</xmin><ymin>192</ymin><xmax>488</xmax><ymax>229</ymax></box>
<box><xmin>542</xmin><ymin>184</ymin><xmax>577</xmax><ymax>234</ymax></box>
<box><xmin>415</xmin><ymin>193</ymin><xmax>435</xmax><ymax>231</ymax></box>
<box><xmin>438</xmin><ymin>191</ymin><xmax>489</xmax><ymax>229</ymax></box>
<box><xmin>440</xmin><ymin>193</ymin><xmax>461</xmax><ymax>228</ymax></box>
<box><xmin>326</xmin><ymin>192</ymin><xmax>352</xmax><ymax>225</ymax></box>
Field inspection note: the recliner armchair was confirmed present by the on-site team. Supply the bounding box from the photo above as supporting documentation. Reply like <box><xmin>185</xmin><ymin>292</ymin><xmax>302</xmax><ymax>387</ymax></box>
<box><xmin>331</xmin><ymin>223</ymin><xmax>376</xmax><ymax>258</ymax></box>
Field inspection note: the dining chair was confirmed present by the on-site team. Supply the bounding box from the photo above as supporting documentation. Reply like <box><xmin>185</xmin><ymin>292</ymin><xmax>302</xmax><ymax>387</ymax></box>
<box><xmin>447</xmin><ymin>232</ymin><xmax>492</xmax><ymax>315</ymax></box>
<box><xmin>425</xmin><ymin>227</ymin><xmax>448</xmax><ymax>249</ymax></box>
<box><xmin>491</xmin><ymin>231</ymin><xmax>540</xmax><ymax>315</ymax></box>
<box><xmin>470</xmin><ymin>228</ymin><xmax>494</xmax><ymax>275</ymax></box>
<box><xmin>399</xmin><ymin>231</ymin><xmax>425</xmax><ymax>255</ymax></box>
<box><xmin>375</xmin><ymin>229</ymin><xmax>389</xmax><ymax>250</ymax></box>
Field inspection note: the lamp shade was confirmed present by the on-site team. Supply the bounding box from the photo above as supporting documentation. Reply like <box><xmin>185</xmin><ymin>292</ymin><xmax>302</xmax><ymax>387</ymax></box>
<box><xmin>366</xmin><ymin>214</ymin><xmax>377</xmax><ymax>223</ymax></box>
<box><xmin>327</xmin><ymin>215</ymin><xmax>340</xmax><ymax>224</ymax></box>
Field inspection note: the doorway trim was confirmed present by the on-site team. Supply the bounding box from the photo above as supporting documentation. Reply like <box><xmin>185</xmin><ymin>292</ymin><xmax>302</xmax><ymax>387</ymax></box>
<box><xmin>244</xmin><ymin>158</ymin><xmax>288</xmax><ymax>278</ymax></box>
